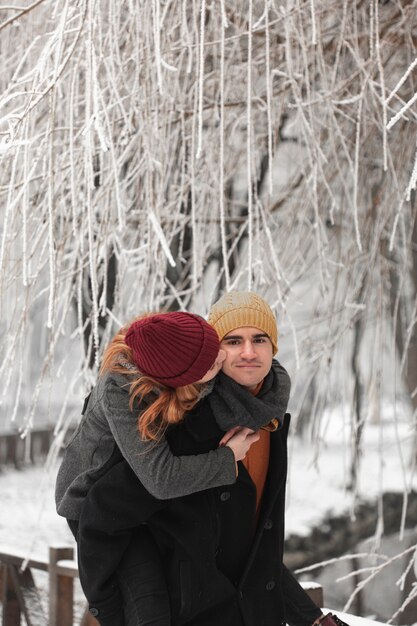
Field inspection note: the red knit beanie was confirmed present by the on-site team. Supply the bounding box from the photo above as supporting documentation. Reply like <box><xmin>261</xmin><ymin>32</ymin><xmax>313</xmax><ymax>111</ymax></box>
<box><xmin>124</xmin><ymin>312</ymin><xmax>220</xmax><ymax>388</ymax></box>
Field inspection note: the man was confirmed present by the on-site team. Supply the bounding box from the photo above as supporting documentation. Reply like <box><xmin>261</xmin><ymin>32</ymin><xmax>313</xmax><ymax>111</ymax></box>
<box><xmin>77</xmin><ymin>292</ymin><xmax>343</xmax><ymax>626</ymax></box>
<box><xmin>202</xmin><ymin>291</ymin><xmax>323</xmax><ymax>625</ymax></box>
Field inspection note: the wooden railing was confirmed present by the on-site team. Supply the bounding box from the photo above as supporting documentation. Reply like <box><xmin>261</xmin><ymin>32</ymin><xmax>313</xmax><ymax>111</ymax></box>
<box><xmin>0</xmin><ymin>543</ymin><xmax>323</xmax><ymax>625</ymax></box>
<box><xmin>0</xmin><ymin>545</ymin><xmax>97</xmax><ymax>626</ymax></box>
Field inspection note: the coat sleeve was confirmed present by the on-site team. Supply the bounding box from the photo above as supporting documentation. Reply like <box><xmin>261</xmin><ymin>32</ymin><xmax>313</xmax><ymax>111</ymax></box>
<box><xmin>102</xmin><ymin>376</ymin><xmax>237</xmax><ymax>499</ymax></box>
<box><xmin>77</xmin><ymin>459</ymin><xmax>167</xmax><ymax>623</ymax></box>
<box><xmin>282</xmin><ymin>565</ymin><xmax>322</xmax><ymax>626</ymax></box>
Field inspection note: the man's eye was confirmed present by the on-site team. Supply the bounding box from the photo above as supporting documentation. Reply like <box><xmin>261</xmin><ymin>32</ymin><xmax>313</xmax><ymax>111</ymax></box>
<box><xmin>254</xmin><ymin>338</ymin><xmax>266</xmax><ymax>343</ymax></box>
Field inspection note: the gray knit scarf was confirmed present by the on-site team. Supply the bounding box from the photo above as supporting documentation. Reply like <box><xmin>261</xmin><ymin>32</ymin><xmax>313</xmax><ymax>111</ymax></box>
<box><xmin>208</xmin><ymin>359</ymin><xmax>291</xmax><ymax>432</ymax></box>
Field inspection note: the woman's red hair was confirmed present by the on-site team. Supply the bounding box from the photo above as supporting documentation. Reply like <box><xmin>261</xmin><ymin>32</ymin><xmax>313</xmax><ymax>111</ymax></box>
<box><xmin>99</xmin><ymin>314</ymin><xmax>202</xmax><ymax>441</ymax></box>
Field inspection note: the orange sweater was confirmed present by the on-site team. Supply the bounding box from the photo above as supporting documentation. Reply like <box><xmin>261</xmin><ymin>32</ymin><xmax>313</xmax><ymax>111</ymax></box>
<box><xmin>241</xmin><ymin>381</ymin><xmax>278</xmax><ymax>519</ymax></box>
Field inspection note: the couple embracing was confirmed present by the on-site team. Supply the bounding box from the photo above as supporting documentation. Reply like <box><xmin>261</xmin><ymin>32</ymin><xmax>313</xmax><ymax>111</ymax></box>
<box><xmin>56</xmin><ymin>291</ymin><xmax>344</xmax><ymax>626</ymax></box>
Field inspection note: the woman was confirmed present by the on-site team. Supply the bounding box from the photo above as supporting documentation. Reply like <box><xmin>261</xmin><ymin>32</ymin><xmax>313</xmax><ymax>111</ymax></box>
<box><xmin>56</xmin><ymin>311</ymin><xmax>284</xmax><ymax>624</ymax></box>
<box><xmin>56</xmin><ymin>312</ymin><xmax>264</xmax><ymax>523</ymax></box>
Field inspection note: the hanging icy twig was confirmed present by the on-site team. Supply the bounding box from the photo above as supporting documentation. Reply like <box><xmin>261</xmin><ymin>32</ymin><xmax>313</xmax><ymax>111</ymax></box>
<box><xmin>22</xmin><ymin>123</ymin><xmax>30</xmax><ymax>287</ymax></box>
<box><xmin>84</xmin><ymin>0</ymin><xmax>100</xmax><ymax>362</ymax></box>
<box><xmin>95</xmin><ymin>69</ymin><xmax>125</xmax><ymax>230</ymax></box>
<box><xmin>196</xmin><ymin>0</ymin><xmax>206</xmax><ymax>158</ymax></box>
<box><xmin>310</xmin><ymin>0</ymin><xmax>317</xmax><ymax>46</ymax></box>
<box><xmin>368</xmin><ymin>0</ymin><xmax>374</xmax><ymax>59</ymax></box>
<box><xmin>387</xmin><ymin>90</ymin><xmax>417</xmax><ymax>131</ymax></box>
<box><xmin>0</xmin><ymin>140</ymin><xmax>22</xmax><ymax>299</ymax></box>
<box><xmin>396</xmin><ymin>545</ymin><xmax>417</xmax><ymax>592</ymax></box>
<box><xmin>399</xmin><ymin>298</ymin><xmax>417</xmax><ymax>377</ymax></box>
<box><xmin>53</xmin><ymin>355</ymin><xmax>85</xmax><ymax>437</ymax></box>
<box><xmin>182</xmin><ymin>0</ymin><xmax>193</xmax><ymax>73</ymax></box>
<box><xmin>295</xmin><ymin>551</ymin><xmax>388</xmax><ymax>576</ymax></box>
<box><xmin>404</xmin><ymin>140</ymin><xmax>417</xmax><ymax>202</ymax></box>
<box><xmin>264</xmin><ymin>0</ymin><xmax>273</xmax><ymax>195</ymax></box>
<box><xmin>148</xmin><ymin>210</ymin><xmax>176</xmax><ymax>268</ymax></box>
<box><xmin>69</xmin><ymin>67</ymin><xmax>78</xmax><ymax>239</ymax></box>
<box><xmin>10</xmin><ymin>334</ymin><xmax>24</xmax><ymax>425</ymax></box>
<box><xmin>0</xmin><ymin>0</ymin><xmax>47</xmax><ymax>32</ymax></box>
<box><xmin>311</xmin><ymin>162</ymin><xmax>327</xmax><ymax>293</ymax></box>
<box><xmin>190</xmin><ymin>83</ymin><xmax>198</xmax><ymax>295</ymax></box>
<box><xmin>164</xmin><ymin>278</ymin><xmax>188</xmax><ymax>311</ymax></box>
<box><xmin>218</xmin><ymin>0</ymin><xmax>230</xmax><ymax>291</ymax></box>
<box><xmin>190</xmin><ymin>172</ymin><xmax>198</xmax><ymax>297</ymax></box>
<box><xmin>389</xmin><ymin>583</ymin><xmax>417</xmax><ymax>624</ymax></box>
<box><xmin>386</xmin><ymin>56</ymin><xmax>417</xmax><ymax>105</ymax></box>
<box><xmin>259</xmin><ymin>204</ymin><xmax>290</xmax><ymax>287</ymax></box>
<box><xmin>247</xmin><ymin>0</ymin><xmax>253</xmax><ymax>291</ymax></box>
<box><xmin>152</xmin><ymin>0</ymin><xmax>163</xmax><ymax>94</ymax></box>
<box><xmin>389</xmin><ymin>195</ymin><xmax>405</xmax><ymax>251</ymax></box>
<box><xmin>343</xmin><ymin>543</ymin><xmax>416</xmax><ymax>612</ymax></box>
<box><xmin>353</xmin><ymin>82</ymin><xmax>365</xmax><ymax>252</ymax></box>
<box><xmin>46</xmin><ymin>97</ymin><xmax>57</xmax><ymax>330</ymax></box>
<box><xmin>374</xmin><ymin>0</ymin><xmax>387</xmax><ymax>171</ymax></box>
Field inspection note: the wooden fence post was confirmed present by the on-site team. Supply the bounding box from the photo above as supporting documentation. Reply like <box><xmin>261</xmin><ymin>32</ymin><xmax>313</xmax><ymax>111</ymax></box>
<box><xmin>301</xmin><ymin>581</ymin><xmax>324</xmax><ymax>608</ymax></box>
<box><xmin>1</xmin><ymin>564</ymin><xmax>20</xmax><ymax>626</ymax></box>
<box><xmin>49</xmin><ymin>545</ymin><xmax>74</xmax><ymax>626</ymax></box>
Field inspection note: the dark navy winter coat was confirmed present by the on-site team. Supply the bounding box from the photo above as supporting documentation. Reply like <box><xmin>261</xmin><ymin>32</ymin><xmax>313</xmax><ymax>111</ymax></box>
<box><xmin>78</xmin><ymin>397</ymin><xmax>322</xmax><ymax>626</ymax></box>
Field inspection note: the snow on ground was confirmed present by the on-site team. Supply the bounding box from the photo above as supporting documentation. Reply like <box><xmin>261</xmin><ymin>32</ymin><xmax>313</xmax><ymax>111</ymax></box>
<box><xmin>0</xmin><ymin>462</ymin><xmax>74</xmax><ymax>556</ymax></box>
<box><xmin>286</xmin><ymin>401</ymin><xmax>416</xmax><ymax>536</ymax></box>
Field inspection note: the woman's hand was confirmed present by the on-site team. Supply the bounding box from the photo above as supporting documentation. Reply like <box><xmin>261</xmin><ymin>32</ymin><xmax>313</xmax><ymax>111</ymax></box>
<box><xmin>220</xmin><ymin>426</ymin><xmax>260</xmax><ymax>461</ymax></box>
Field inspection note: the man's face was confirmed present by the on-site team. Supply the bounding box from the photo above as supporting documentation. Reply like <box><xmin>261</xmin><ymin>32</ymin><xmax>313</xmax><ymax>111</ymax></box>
<box><xmin>220</xmin><ymin>326</ymin><xmax>274</xmax><ymax>389</ymax></box>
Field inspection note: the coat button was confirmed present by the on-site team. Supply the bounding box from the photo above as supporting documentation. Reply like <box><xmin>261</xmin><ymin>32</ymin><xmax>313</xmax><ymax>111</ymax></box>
<box><xmin>220</xmin><ymin>491</ymin><xmax>231</xmax><ymax>501</ymax></box>
<box><xmin>264</xmin><ymin>519</ymin><xmax>273</xmax><ymax>530</ymax></box>
<box><xmin>89</xmin><ymin>608</ymin><xmax>99</xmax><ymax>617</ymax></box>
<box><xmin>266</xmin><ymin>580</ymin><xmax>275</xmax><ymax>591</ymax></box>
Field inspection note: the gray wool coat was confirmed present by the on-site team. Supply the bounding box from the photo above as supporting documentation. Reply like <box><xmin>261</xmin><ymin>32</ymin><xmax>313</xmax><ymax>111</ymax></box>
<box><xmin>55</xmin><ymin>360</ymin><xmax>291</xmax><ymax>520</ymax></box>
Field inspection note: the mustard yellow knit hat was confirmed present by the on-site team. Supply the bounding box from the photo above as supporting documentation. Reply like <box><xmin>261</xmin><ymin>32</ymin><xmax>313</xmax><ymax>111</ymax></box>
<box><xmin>208</xmin><ymin>291</ymin><xmax>278</xmax><ymax>354</ymax></box>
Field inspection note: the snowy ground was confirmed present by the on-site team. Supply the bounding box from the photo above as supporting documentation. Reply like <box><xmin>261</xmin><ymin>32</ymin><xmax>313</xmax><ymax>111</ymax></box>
<box><xmin>286</xmin><ymin>402</ymin><xmax>417</xmax><ymax>536</ymax></box>
<box><xmin>0</xmin><ymin>401</ymin><xmax>416</xmax><ymax>623</ymax></box>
